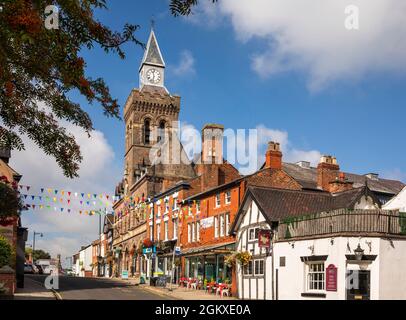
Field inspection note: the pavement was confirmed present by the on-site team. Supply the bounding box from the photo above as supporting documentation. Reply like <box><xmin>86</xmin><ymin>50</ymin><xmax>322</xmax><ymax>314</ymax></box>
<box><xmin>140</xmin><ymin>284</ymin><xmax>237</xmax><ymax>300</ymax></box>
<box><xmin>14</xmin><ymin>276</ymin><xmax>57</xmax><ymax>300</ymax></box>
<box><xmin>12</xmin><ymin>275</ymin><xmax>236</xmax><ymax>300</ymax></box>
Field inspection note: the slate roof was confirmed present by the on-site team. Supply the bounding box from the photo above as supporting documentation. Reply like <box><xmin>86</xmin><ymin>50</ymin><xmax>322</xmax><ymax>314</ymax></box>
<box><xmin>282</xmin><ymin>162</ymin><xmax>405</xmax><ymax>195</ymax></box>
<box><xmin>141</xmin><ymin>29</ymin><xmax>165</xmax><ymax>67</ymax></box>
<box><xmin>247</xmin><ymin>185</ymin><xmax>380</xmax><ymax>222</ymax></box>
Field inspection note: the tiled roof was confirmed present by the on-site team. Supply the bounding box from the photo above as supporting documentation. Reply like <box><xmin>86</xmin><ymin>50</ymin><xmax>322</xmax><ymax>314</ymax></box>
<box><xmin>249</xmin><ymin>185</ymin><xmax>379</xmax><ymax>222</ymax></box>
<box><xmin>282</xmin><ymin>162</ymin><xmax>405</xmax><ymax>195</ymax></box>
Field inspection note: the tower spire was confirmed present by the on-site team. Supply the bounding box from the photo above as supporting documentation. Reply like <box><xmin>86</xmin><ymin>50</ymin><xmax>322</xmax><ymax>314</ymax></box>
<box><xmin>139</xmin><ymin>28</ymin><xmax>166</xmax><ymax>90</ymax></box>
<box><xmin>140</xmin><ymin>28</ymin><xmax>165</xmax><ymax>70</ymax></box>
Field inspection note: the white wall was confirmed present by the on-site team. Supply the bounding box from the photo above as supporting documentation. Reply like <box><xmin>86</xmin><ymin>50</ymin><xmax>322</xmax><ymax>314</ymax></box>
<box><xmin>378</xmin><ymin>238</ymin><xmax>406</xmax><ymax>299</ymax></box>
<box><xmin>275</xmin><ymin>237</ymin><xmax>381</xmax><ymax>300</ymax></box>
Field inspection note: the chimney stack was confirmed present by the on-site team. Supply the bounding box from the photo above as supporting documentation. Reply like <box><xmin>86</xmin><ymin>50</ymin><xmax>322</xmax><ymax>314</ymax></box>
<box><xmin>201</xmin><ymin>124</ymin><xmax>224</xmax><ymax>165</ymax></box>
<box><xmin>317</xmin><ymin>156</ymin><xmax>353</xmax><ymax>192</ymax></box>
<box><xmin>265</xmin><ymin>141</ymin><xmax>282</xmax><ymax>170</ymax></box>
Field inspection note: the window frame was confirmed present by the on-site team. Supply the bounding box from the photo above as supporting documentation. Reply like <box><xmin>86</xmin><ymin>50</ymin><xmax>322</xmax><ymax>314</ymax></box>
<box><xmin>254</xmin><ymin>259</ymin><xmax>265</xmax><ymax>276</ymax></box>
<box><xmin>305</xmin><ymin>262</ymin><xmax>325</xmax><ymax>292</ymax></box>
<box><xmin>214</xmin><ymin>216</ymin><xmax>219</xmax><ymax>238</ymax></box>
<box><xmin>225</xmin><ymin>190</ymin><xmax>231</xmax><ymax>205</ymax></box>
<box><xmin>215</xmin><ymin>194</ymin><xmax>221</xmax><ymax>208</ymax></box>
<box><xmin>248</xmin><ymin>227</ymin><xmax>260</xmax><ymax>241</ymax></box>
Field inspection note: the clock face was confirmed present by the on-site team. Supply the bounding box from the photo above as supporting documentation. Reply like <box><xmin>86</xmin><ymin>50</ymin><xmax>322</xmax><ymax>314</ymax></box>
<box><xmin>146</xmin><ymin>69</ymin><xmax>161</xmax><ymax>84</ymax></box>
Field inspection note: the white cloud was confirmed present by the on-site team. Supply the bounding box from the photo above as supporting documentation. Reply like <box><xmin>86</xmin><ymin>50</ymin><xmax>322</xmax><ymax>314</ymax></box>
<box><xmin>194</xmin><ymin>0</ymin><xmax>406</xmax><ymax>91</ymax></box>
<box><xmin>382</xmin><ymin>169</ymin><xmax>406</xmax><ymax>183</ymax></box>
<box><xmin>9</xmin><ymin>118</ymin><xmax>121</xmax><ymax>261</ymax></box>
<box><xmin>178</xmin><ymin>122</ymin><xmax>321</xmax><ymax>174</ymax></box>
<box><xmin>253</xmin><ymin>125</ymin><xmax>321</xmax><ymax>172</ymax></box>
<box><xmin>170</xmin><ymin>50</ymin><xmax>196</xmax><ymax>77</ymax></box>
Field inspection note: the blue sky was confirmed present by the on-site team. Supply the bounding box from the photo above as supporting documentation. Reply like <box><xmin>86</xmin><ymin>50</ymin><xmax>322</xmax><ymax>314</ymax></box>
<box><xmin>11</xmin><ymin>0</ymin><xmax>406</xmax><ymax>261</ymax></box>
<box><xmin>81</xmin><ymin>0</ymin><xmax>406</xmax><ymax>178</ymax></box>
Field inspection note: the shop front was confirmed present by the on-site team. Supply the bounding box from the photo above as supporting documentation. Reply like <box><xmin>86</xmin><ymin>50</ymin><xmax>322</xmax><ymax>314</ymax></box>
<box><xmin>182</xmin><ymin>243</ymin><xmax>235</xmax><ymax>284</ymax></box>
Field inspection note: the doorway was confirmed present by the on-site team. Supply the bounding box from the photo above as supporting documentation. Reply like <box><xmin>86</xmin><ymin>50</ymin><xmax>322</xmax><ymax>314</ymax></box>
<box><xmin>346</xmin><ymin>270</ymin><xmax>370</xmax><ymax>300</ymax></box>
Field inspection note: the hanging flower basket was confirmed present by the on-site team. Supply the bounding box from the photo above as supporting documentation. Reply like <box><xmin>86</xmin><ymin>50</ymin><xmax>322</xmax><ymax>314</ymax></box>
<box><xmin>224</xmin><ymin>252</ymin><xmax>238</xmax><ymax>267</ymax></box>
<box><xmin>235</xmin><ymin>251</ymin><xmax>252</xmax><ymax>266</ymax></box>
<box><xmin>142</xmin><ymin>238</ymin><xmax>153</xmax><ymax>248</ymax></box>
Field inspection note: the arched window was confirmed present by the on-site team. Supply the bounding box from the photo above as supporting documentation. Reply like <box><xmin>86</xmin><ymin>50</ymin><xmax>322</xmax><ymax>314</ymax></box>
<box><xmin>144</xmin><ymin>119</ymin><xmax>151</xmax><ymax>145</ymax></box>
<box><xmin>157</xmin><ymin>120</ymin><xmax>166</xmax><ymax>142</ymax></box>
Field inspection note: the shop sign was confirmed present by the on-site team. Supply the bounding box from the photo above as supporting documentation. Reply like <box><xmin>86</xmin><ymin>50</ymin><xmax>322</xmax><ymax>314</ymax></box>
<box><xmin>142</xmin><ymin>246</ymin><xmax>156</xmax><ymax>254</ymax></box>
<box><xmin>326</xmin><ymin>264</ymin><xmax>338</xmax><ymax>291</ymax></box>
<box><xmin>200</xmin><ymin>216</ymin><xmax>214</xmax><ymax>229</ymax></box>
<box><xmin>175</xmin><ymin>246</ymin><xmax>181</xmax><ymax>255</ymax></box>
<box><xmin>258</xmin><ymin>230</ymin><xmax>271</xmax><ymax>248</ymax></box>
<box><xmin>121</xmin><ymin>270</ymin><xmax>129</xmax><ymax>280</ymax></box>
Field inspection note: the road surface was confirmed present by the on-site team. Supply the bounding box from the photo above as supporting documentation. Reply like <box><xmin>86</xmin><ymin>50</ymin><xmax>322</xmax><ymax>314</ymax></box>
<box><xmin>25</xmin><ymin>274</ymin><xmax>171</xmax><ymax>300</ymax></box>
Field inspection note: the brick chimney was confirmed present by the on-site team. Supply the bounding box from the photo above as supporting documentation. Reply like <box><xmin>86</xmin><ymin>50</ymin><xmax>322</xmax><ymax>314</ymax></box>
<box><xmin>317</xmin><ymin>155</ymin><xmax>339</xmax><ymax>191</ymax></box>
<box><xmin>328</xmin><ymin>172</ymin><xmax>354</xmax><ymax>193</ymax></box>
<box><xmin>201</xmin><ymin>124</ymin><xmax>224</xmax><ymax>165</ymax></box>
<box><xmin>317</xmin><ymin>156</ymin><xmax>353</xmax><ymax>192</ymax></box>
<box><xmin>265</xmin><ymin>141</ymin><xmax>282</xmax><ymax>170</ymax></box>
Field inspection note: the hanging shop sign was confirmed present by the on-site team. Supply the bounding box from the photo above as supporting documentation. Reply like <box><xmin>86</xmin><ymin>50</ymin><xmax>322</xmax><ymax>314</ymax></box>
<box><xmin>326</xmin><ymin>264</ymin><xmax>338</xmax><ymax>291</ymax></box>
<box><xmin>258</xmin><ymin>229</ymin><xmax>272</xmax><ymax>248</ymax></box>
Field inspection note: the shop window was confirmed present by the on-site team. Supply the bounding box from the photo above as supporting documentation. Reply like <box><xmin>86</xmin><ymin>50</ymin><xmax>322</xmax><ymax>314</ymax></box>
<box><xmin>225</xmin><ymin>191</ymin><xmax>231</xmax><ymax>204</ymax></box>
<box><xmin>215</xmin><ymin>194</ymin><xmax>221</xmax><ymax>207</ymax></box>
<box><xmin>254</xmin><ymin>259</ymin><xmax>264</xmax><ymax>276</ymax></box>
<box><xmin>306</xmin><ymin>262</ymin><xmax>325</xmax><ymax>292</ymax></box>
<box><xmin>243</xmin><ymin>260</ymin><xmax>253</xmax><ymax>275</ymax></box>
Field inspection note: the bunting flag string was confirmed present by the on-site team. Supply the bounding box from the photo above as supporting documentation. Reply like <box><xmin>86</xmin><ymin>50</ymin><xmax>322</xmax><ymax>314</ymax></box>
<box><xmin>17</xmin><ymin>184</ymin><xmax>120</xmax><ymax>201</ymax></box>
<box><xmin>23</xmin><ymin>203</ymin><xmax>113</xmax><ymax>216</ymax></box>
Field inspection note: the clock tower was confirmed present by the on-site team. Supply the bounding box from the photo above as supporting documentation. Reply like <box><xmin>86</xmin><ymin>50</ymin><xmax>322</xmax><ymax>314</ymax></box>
<box><xmin>121</xmin><ymin>28</ymin><xmax>195</xmax><ymax>194</ymax></box>
<box><xmin>139</xmin><ymin>29</ymin><xmax>166</xmax><ymax>90</ymax></box>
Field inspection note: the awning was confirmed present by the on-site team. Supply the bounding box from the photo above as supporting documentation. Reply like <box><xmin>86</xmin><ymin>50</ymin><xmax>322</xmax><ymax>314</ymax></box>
<box><xmin>181</xmin><ymin>242</ymin><xmax>235</xmax><ymax>257</ymax></box>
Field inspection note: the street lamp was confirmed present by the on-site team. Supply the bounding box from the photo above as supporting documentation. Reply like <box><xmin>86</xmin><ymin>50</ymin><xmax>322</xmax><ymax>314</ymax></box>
<box><xmin>354</xmin><ymin>244</ymin><xmax>364</xmax><ymax>261</ymax></box>
<box><xmin>32</xmin><ymin>231</ymin><xmax>43</xmax><ymax>264</ymax></box>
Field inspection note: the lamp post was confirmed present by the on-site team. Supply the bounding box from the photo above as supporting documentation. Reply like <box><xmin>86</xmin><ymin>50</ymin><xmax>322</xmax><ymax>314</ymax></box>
<box><xmin>32</xmin><ymin>231</ymin><xmax>43</xmax><ymax>264</ymax></box>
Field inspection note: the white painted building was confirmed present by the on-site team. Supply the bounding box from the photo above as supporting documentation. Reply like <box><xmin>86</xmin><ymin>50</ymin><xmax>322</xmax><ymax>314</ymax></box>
<box><xmin>232</xmin><ymin>185</ymin><xmax>406</xmax><ymax>300</ymax></box>
<box><xmin>383</xmin><ymin>186</ymin><xmax>406</xmax><ymax>212</ymax></box>
<box><xmin>78</xmin><ymin>245</ymin><xmax>92</xmax><ymax>277</ymax></box>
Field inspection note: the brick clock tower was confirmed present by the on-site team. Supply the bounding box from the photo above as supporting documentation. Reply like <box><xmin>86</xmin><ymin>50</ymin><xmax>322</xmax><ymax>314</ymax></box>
<box><xmin>122</xmin><ymin>29</ymin><xmax>182</xmax><ymax>191</ymax></box>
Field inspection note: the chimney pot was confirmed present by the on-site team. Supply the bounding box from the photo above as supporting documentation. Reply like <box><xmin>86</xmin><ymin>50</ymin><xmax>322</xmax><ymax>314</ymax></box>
<box><xmin>265</xmin><ymin>141</ymin><xmax>282</xmax><ymax>170</ymax></box>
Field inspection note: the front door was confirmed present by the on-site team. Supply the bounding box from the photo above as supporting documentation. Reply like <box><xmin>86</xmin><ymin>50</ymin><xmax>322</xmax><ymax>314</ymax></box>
<box><xmin>346</xmin><ymin>270</ymin><xmax>370</xmax><ymax>300</ymax></box>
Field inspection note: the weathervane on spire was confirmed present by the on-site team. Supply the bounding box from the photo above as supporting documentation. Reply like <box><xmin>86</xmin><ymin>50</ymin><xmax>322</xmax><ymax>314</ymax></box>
<box><xmin>151</xmin><ymin>16</ymin><xmax>155</xmax><ymax>30</ymax></box>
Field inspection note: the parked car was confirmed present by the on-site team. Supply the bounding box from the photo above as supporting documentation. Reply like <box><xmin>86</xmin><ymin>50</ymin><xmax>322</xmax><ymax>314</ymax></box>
<box><xmin>35</xmin><ymin>264</ymin><xmax>44</xmax><ymax>274</ymax></box>
<box><xmin>24</xmin><ymin>263</ymin><xmax>35</xmax><ymax>274</ymax></box>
